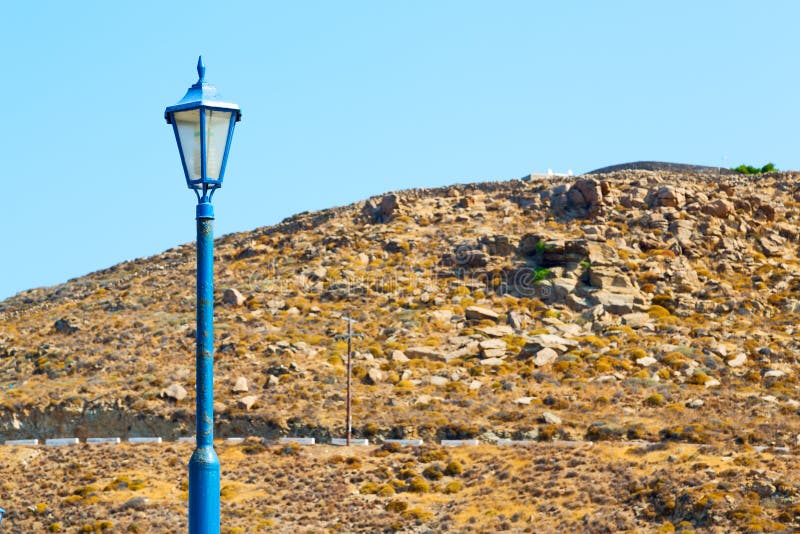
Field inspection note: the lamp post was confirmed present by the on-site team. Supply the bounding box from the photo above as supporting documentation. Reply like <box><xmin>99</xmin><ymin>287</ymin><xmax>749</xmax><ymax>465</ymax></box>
<box><xmin>165</xmin><ymin>57</ymin><xmax>241</xmax><ymax>534</ymax></box>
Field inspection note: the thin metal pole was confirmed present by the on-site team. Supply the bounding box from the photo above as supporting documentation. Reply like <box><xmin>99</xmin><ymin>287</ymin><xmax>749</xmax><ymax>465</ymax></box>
<box><xmin>346</xmin><ymin>318</ymin><xmax>352</xmax><ymax>446</ymax></box>
<box><xmin>189</xmin><ymin>200</ymin><xmax>220</xmax><ymax>534</ymax></box>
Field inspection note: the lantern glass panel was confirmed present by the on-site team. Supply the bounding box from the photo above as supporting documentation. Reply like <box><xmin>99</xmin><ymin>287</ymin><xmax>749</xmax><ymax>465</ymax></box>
<box><xmin>173</xmin><ymin>109</ymin><xmax>202</xmax><ymax>182</ymax></box>
<box><xmin>205</xmin><ymin>109</ymin><xmax>233</xmax><ymax>180</ymax></box>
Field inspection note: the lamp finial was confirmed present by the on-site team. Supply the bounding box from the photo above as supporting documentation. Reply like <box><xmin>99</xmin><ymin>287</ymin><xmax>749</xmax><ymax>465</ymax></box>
<box><xmin>197</xmin><ymin>56</ymin><xmax>206</xmax><ymax>83</ymax></box>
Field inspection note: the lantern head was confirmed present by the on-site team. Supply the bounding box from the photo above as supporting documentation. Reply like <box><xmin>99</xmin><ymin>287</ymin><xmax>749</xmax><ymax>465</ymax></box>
<box><xmin>165</xmin><ymin>57</ymin><xmax>241</xmax><ymax>196</ymax></box>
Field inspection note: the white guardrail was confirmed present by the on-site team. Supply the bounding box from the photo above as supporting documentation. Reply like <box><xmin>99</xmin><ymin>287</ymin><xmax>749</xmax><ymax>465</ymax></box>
<box><xmin>0</xmin><ymin>436</ymin><xmax>791</xmax><ymax>453</ymax></box>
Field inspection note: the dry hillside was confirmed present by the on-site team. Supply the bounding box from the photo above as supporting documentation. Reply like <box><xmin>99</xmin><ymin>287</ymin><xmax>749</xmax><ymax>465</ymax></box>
<box><xmin>2</xmin><ymin>168</ymin><xmax>800</xmax><ymax>532</ymax></box>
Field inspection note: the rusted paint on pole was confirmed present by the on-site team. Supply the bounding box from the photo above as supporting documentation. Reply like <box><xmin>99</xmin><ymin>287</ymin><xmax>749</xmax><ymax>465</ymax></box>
<box><xmin>189</xmin><ymin>201</ymin><xmax>220</xmax><ymax>534</ymax></box>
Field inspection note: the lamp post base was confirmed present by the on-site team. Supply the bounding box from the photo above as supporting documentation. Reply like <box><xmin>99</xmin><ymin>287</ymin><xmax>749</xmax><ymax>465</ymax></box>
<box><xmin>189</xmin><ymin>446</ymin><xmax>220</xmax><ymax>534</ymax></box>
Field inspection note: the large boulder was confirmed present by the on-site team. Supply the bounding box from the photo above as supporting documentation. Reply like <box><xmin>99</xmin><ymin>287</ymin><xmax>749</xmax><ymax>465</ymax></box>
<box><xmin>237</xmin><ymin>395</ymin><xmax>259</xmax><ymax>410</ymax></box>
<box><xmin>669</xmin><ymin>219</ymin><xmax>696</xmax><ymax>255</ymax></box>
<box><xmin>646</xmin><ymin>186</ymin><xmax>685</xmax><ymax>209</ymax></box>
<box><xmin>366</xmin><ymin>368</ymin><xmax>384</xmax><ymax>385</ymax></box>
<box><xmin>584</xmin><ymin>241</ymin><xmax>618</xmax><ymax>267</ymax></box>
<box><xmin>465</xmin><ymin>306</ymin><xmax>500</xmax><ymax>322</ymax></box>
<box><xmin>533</xmin><ymin>347</ymin><xmax>559</xmax><ymax>367</ymax></box>
<box><xmin>161</xmin><ymin>383</ymin><xmax>188</xmax><ymax>402</ymax></box>
<box><xmin>363</xmin><ymin>194</ymin><xmax>403</xmax><ymax>223</ymax></box>
<box><xmin>378</xmin><ymin>194</ymin><xmax>400</xmax><ymax>221</ymax></box>
<box><xmin>565</xmin><ymin>179</ymin><xmax>605</xmax><ymax>218</ymax></box>
<box><xmin>480</xmin><ymin>234</ymin><xmax>515</xmax><ymax>256</ymax></box>
<box><xmin>588</xmin><ymin>266</ymin><xmax>634</xmax><ymax>290</ymax></box>
<box><xmin>479</xmin><ymin>338</ymin><xmax>507</xmax><ymax>359</ymax></box>
<box><xmin>588</xmin><ymin>289</ymin><xmax>649</xmax><ymax>315</ymax></box>
<box><xmin>232</xmin><ymin>377</ymin><xmax>249</xmax><ymax>393</ymax></box>
<box><xmin>442</xmin><ymin>241</ymin><xmax>488</xmax><ymax>268</ymax></box>
<box><xmin>620</xmin><ymin>187</ymin><xmax>648</xmax><ymax>208</ymax></box>
<box><xmin>759</xmin><ymin>233</ymin><xmax>786</xmax><ymax>257</ymax></box>
<box><xmin>546</xmin><ymin>179</ymin><xmax>610</xmax><ymax>219</ymax></box>
<box><xmin>703</xmin><ymin>198</ymin><xmax>734</xmax><ymax>218</ymax></box>
<box><xmin>753</xmin><ymin>202</ymin><xmax>775</xmax><ymax>222</ymax></box>
<box><xmin>222</xmin><ymin>288</ymin><xmax>246</xmax><ymax>307</ymax></box>
<box><xmin>519</xmin><ymin>238</ymin><xmax>597</xmax><ymax>267</ymax></box>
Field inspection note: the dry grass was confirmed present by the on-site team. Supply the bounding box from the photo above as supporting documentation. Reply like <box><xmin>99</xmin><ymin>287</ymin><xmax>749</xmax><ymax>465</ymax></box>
<box><xmin>2</xmin><ymin>441</ymin><xmax>798</xmax><ymax>532</ymax></box>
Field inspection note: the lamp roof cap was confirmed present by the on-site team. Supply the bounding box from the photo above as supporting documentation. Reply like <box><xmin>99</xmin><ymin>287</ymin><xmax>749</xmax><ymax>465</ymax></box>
<box><xmin>165</xmin><ymin>56</ymin><xmax>241</xmax><ymax>123</ymax></box>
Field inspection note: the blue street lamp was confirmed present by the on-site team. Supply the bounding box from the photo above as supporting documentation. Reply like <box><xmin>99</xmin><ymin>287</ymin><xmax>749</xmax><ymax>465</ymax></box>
<box><xmin>165</xmin><ymin>57</ymin><xmax>241</xmax><ymax>534</ymax></box>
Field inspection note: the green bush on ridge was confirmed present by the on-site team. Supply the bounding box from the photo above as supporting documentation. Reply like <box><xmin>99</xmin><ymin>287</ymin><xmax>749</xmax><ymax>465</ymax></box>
<box><xmin>732</xmin><ymin>162</ymin><xmax>777</xmax><ymax>175</ymax></box>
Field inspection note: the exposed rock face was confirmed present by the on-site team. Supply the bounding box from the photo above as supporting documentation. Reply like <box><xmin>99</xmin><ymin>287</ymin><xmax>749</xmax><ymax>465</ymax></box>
<box><xmin>704</xmin><ymin>198</ymin><xmax>734</xmax><ymax>218</ymax></box>
<box><xmin>481</xmin><ymin>234</ymin><xmax>515</xmax><ymax>256</ymax></box>
<box><xmin>759</xmin><ymin>233</ymin><xmax>786</xmax><ymax>257</ymax></box>
<box><xmin>478</xmin><ymin>338</ymin><xmax>507</xmax><ymax>359</ymax></box>
<box><xmin>519</xmin><ymin>236</ymin><xmax>596</xmax><ymax>266</ymax></box>
<box><xmin>589</xmin><ymin>290</ymin><xmax>647</xmax><ymax>315</ymax></box>
<box><xmin>515</xmin><ymin>234</ymin><xmax>650</xmax><ymax>314</ymax></box>
<box><xmin>669</xmin><ymin>219</ymin><xmax>696</xmax><ymax>255</ymax></box>
<box><xmin>565</xmin><ymin>178</ymin><xmax>605</xmax><ymax>218</ymax></box>
<box><xmin>548</xmin><ymin>178</ymin><xmax>609</xmax><ymax>219</ymax></box>
<box><xmin>442</xmin><ymin>241</ymin><xmax>489</xmax><ymax>268</ymax></box>
<box><xmin>363</xmin><ymin>194</ymin><xmax>403</xmax><ymax>223</ymax></box>
<box><xmin>646</xmin><ymin>185</ymin><xmax>685</xmax><ymax>208</ymax></box>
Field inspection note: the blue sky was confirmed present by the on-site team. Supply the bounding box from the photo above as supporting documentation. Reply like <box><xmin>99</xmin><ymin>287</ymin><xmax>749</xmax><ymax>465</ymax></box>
<box><xmin>1</xmin><ymin>1</ymin><xmax>798</xmax><ymax>300</ymax></box>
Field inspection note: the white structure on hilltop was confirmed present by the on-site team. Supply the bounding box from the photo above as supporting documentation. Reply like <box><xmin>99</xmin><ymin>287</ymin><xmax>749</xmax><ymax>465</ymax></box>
<box><xmin>547</xmin><ymin>168</ymin><xmax>574</xmax><ymax>177</ymax></box>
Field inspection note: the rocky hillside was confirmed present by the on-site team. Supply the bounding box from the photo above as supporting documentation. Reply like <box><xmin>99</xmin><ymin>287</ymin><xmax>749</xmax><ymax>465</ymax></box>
<box><xmin>1</xmin><ymin>169</ymin><xmax>800</xmax><ymax>447</ymax></box>
<box><xmin>2</xmin><ymin>168</ymin><xmax>800</xmax><ymax>531</ymax></box>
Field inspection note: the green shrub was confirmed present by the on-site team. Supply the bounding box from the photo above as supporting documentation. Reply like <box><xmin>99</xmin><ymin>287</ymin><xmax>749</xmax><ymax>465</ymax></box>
<box><xmin>732</xmin><ymin>162</ymin><xmax>777</xmax><ymax>175</ymax></box>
